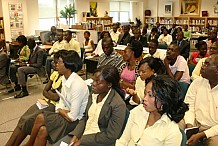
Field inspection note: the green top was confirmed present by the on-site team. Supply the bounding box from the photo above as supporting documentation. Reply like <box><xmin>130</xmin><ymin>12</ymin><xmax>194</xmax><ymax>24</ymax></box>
<box><xmin>183</xmin><ymin>30</ymin><xmax>191</xmax><ymax>41</ymax></box>
<box><xmin>19</xmin><ymin>45</ymin><xmax>30</xmax><ymax>61</ymax></box>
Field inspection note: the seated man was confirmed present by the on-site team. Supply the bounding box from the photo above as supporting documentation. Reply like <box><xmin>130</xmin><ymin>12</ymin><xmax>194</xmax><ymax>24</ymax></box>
<box><xmin>143</xmin><ymin>39</ymin><xmax>165</xmax><ymax>60</ymax></box>
<box><xmin>0</xmin><ymin>39</ymin><xmax>9</xmax><ymax>85</ymax></box>
<box><xmin>110</xmin><ymin>23</ymin><xmax>120</xmax><ymax>43</ymax></box>
<box><xmin>181</xmin><ymin>54</ymin><xmax>218</xmax><ymax>146</ymax></box>
<box><xmin>97</xmin><ymin>37</ymin><xmax>123</xmax><ymax>70</ymax></box>
<box><xmin>130</xmin><ymin>28</ymin><xmax>148</xmax><ymax>47</ymax></box>
<box><xmin>9</xmin><ymin>38</ymin><xmax>44</xmax><ymax>98</ymax></box>
<box><xmin>44</xmin><ymin>30</ymin><xmax>65</xmax><ymax>83</ymax></box>
<box><xmin>44</xmin><ymin>26</ymin><xmax>57</xmax><ymax>45</ymax></box>
<box><xmin>164</xmin><ymin>43</ymin><xmax>190</xmax><ymax>84</ymax></box>
<box><xmin>117</xmin><ymin>25</ymin><xmax>132</xmax><ymax>45</ymax></box>
<box><xmin>63</xmin><ymin>30</ymin><xmax>81</xmax><ymax>57</ymax></box>
<box><xmin>172</xmin><ymin>31</ymin><xmax>190</xmax><ymax>60</ymax></box>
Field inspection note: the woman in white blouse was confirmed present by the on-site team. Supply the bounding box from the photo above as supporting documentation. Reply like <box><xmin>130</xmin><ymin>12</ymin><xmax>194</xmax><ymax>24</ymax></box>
<box><xmin>116</xmin><ymin>75</ymin><xmax>188</xmax><ymax>146</ymax></box>
<box><xmin>158</xmin><ymin>27</ymin><xmax>172</xmax><ymax>46</ymax></box>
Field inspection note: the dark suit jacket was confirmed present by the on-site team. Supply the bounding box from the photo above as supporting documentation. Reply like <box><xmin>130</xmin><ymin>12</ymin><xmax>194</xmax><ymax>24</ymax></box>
<box><xmin>70</xmin><ymin>89</ymin><xmax>126</xmax><ymax>146</ymax></box>
<box><xmin>169</xmin><ymin>28</ymin><xmax>177</xmax><ymax>41</ymax></box>
<box><xmin>117</xmin><ymin>33</ymin><xmax>132</xmax><ymax>45</ymax></box>
<box><xmin>29</xmin><ymin>46</ymin><xmax>44</xmax><ymax>76</ymax></box>
<box><xmin>173</xmin><ymin>40</ymin><xmax>190</xmax><ymax>60</ymax></box>
<box><xmin>0</xmin><ymin>50</ymin><xmax>9</xmax><ymax>83</ymax></box>
<box><xmin>130</xmin><ymin>36</ymin><xmax>148</xmax><ymax>47</ymax></box>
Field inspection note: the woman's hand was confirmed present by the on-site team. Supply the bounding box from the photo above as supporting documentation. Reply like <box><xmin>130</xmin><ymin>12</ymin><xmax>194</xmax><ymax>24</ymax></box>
<box><xmin>58</xmin><ymin>109</ymin><xmax>71</xmax><ymax>122</ymax></box>
<box><xmin>69</xmin><ymin>136</ymin><xmax>80</xmax><ymax>146</ymax></box>
<box><xmin>126</xmin><ymin>88</ymin><xmax>137</xmax><ymax>96</ymax></box>
<box><xmin>186</xmin><ymin>132</ymin><xmax>205</xmax><ymax>146</ymax></box>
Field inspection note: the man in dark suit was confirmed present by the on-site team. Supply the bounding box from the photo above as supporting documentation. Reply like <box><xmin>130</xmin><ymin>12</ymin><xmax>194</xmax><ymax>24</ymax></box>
<box><xmin>9</xmin><ymin>38</ymin><xmax>44</xmax><ymax>98</ymax></box>
<box><xmin>169</xmin><ymin>23</ymin><xmax>177</xmax><ymax>41</ymax></box>
<box><xmin>0</xmin><ymin>39</ymin><xmax>9</xmax><ymax>85</ymax></box>
<box><xmin>117</xmin><ymin>25</ymin><xmax>132</xmax><ymax>45</ymax></box>
<box><xmin>173</xmin><ymin>31</ymin><xmax>190</xmax><ymax>60</ymax></box>
<box><xmin>130</xmin><ymin>28</ymin><xmax>148</xmax><ymax>47</ymax></box>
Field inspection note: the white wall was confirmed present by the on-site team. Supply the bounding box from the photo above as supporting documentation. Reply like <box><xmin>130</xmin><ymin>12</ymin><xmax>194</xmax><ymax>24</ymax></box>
<box><xmin>2</xmin><ymin>0</ymin><xmax>38</xmax><ymax>41</ymax></box>
<box><xmin>145</xmin><ymin>0</ymin><xmax>218</xmax><ymax>17</ymax></box>
<box><xmin>0</xmin><ymin>0</ymin><xmax>3</xmax><ymax>17</ymax></box>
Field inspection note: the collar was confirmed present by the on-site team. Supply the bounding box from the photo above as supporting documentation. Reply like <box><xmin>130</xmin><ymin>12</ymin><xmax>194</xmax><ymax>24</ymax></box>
<box><xmin>62</xmin><ymin>72</ymin><xmax>76</xmax><ymax>88</ymax></box>
<box><xmin>33</xmin><ymin>45</ymin><xmax>37</xmax><ymax>52</ymax></box>
<box><xmin>92</xmin><ymin>89</ymin><xmax>111</xmax><ymax>104</ymax></box>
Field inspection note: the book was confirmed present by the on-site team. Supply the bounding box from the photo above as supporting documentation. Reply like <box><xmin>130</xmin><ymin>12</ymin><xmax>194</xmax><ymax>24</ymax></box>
<box><xmin>36</xmin><ymin>99</ymin><xmax>49</xmax><ymax>110</ymax></box>
<box><xmin>184</xmin><ymin>127</ymin><xmax>199</xmax><ymax>140</ymax></box>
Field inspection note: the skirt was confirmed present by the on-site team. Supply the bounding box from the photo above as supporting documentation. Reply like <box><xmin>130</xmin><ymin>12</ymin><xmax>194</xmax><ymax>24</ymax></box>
<box><xmin>18</xmin><ymin>102</ymin><xmax>55</xmax><ymax>135</ymax></box>
<box><xmin>43</xmin><ymin>111</ymin><xmax>79</xmax><ymax>144</ymax></box>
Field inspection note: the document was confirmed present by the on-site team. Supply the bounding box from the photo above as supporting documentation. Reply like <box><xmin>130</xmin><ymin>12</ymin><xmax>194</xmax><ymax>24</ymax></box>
<box><xmin>59</xmin><ymin>141</ymin><xmax>68</xmax><ymax>146</ymax></box>
<box><xmin>36</xmin><ymin>99</ymin><xmax>49</xmax><ymax>110</ymax></box>
<box><xmin>55</xmin><ymin>89</ymin><xmax>71</xmax><ymax>109</ymax></box>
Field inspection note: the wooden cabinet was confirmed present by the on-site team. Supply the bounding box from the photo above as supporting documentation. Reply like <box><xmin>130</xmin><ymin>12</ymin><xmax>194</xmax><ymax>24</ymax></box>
<box><xmin>85</xmin><ymin>17</ymin><xmax>113</xmax><ymax>32</ymax></box>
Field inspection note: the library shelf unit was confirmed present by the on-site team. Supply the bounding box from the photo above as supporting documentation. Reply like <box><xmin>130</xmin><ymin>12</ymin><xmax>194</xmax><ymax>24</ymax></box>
<box><xmin>0</xmin><ymin>17</ymin><xmax>6</xmax><ymax>50</ymax></box>
<box><xmin>85</xmin><ymin>17</ymin><xmax>113</xmax><ymax>32</ymax></box>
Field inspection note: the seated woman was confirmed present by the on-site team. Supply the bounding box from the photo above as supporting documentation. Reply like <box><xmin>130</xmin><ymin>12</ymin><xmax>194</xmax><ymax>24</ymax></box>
<box><xmin>126</xmin><ymin>57</ymin><xmax>166</xmax><ymax>107</ymax></box>
<box><xmin>20</xmin><ymin>50</ymin><xmax>89</xmax><ymax>145</ymax></box>
<box><xmin>83</xmin><ymin>31</ymin><xmax>95</xmax><ymax>54</ymax></box>
<box><xmin>16</xmin><ymin>35</ymin><xmax>30</xmax><ymax>63</ymax></box>
<box><xmin>54</xmin><ymin>65</ymin><xmax>127</xmax><ymax>146</ymax></box>
<box><xmin>116</xmin><ymin>75</ymin><xmax>189</xmax><ymax>146</ymax></box>
<box><xmin>6</xmin><ymin>52</ymin><xmax>63</xmax><ymax>146</ymax></box>
<box><xmin>93</xmin><ymin>31</ymin><xmax>111</xmax><ymax>56</ymax></box>
<box><xmin>119</xmin><ymin>40</ymin><xmax>143</xmax><ymax>92</ymax></box>
<box><xmin>158</xmin><ymin>27</ymin><xmax>172</xmax><ymax>46</ymax></box>
<box><xmin>148</xmin><ymin>27</ymin><xmax>159</xmax><ymax>42</ymax></box>
<box><xmin>188</xmin><ymin>41</ymin><xmax>209</xmax><ymax>65</ymax></box>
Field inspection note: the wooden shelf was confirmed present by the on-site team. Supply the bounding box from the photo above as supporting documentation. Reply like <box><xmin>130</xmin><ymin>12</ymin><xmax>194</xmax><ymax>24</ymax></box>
<box><xmin>85</xmin><ymin>17</ymin><xmax>113</xmax><ymax>32</ymax></box>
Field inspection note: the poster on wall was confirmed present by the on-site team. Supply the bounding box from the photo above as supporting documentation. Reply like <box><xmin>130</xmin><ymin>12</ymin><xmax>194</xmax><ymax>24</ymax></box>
<box><xmin>8</xmin><ymin>3</ymin><xmax>24</xmax><ymax>40</ymax></box>
<box><xmin>180</xmin><ymin>0</ymin><xmax>201</xmax><ymax>16</ymax></box>
<box><xmin>90</xmin><ymin>2</ymin><xmax>97</xmax><ymax>17</ymax></box>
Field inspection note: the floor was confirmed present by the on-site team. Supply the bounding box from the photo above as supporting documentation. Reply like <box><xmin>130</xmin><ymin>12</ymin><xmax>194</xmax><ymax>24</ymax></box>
<box><xmin>0</xmin><ymin>72</ymin><xmax>92</xmax><ymax>145</ymax></box>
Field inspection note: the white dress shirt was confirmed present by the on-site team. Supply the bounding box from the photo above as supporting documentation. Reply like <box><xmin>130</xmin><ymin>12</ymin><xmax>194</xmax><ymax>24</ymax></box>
<box><xmin>110</xmin><ymin>31</ymin><xmax>120</xmax><ymax>43</ymax></box>
<box><xmin>191</xmin><ymin>57</ymin><xmax>206</xmax><ymax>80</ymax></box>
<box><xmin>55</xmin><ymin>72</ymin><xmax>89</xmax><ymax>121</ymax></box>
<box><xmin>184</xmin><ymin>77</ymin><xmax>218</xmax><ymax>138</ymax></box>
<box><xmin>48</xmin><ymin>40</ymin><xmax>65</xmax><ymax>55</ymax></box>
<box><xmin>63</xmin><ymin>38</ymin><xmax>81</xmax><ymax>57</ymax></box>
<box><xmin>169</xmin><ymin>55</ymin><xmax>190</xmax><ymax>84</ymax></box>
<box><xmin>143</xmin><ymin>50</ymin><xmax>166</xmax><ymax>61</ymax></box>
<box><xmin>93</xmin><ymin>39</ymin><xmax>104</xmax><ymax>56</ymax></box>
<box><xmin>116</xmin><ymin>104</ymin><xmax>182</xmax><ymax>146</ymax></box>
<box><xmin>83</xmin><ymin>89</ymin><xmax>111</xmax><ymax>135</ymax></box>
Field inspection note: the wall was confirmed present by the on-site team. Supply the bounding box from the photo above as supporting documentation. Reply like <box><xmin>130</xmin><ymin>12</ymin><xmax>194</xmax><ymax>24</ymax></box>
<box><xmin>1</xmin><ymin>0</ymin><xmax>38</xmax><ymax>41</ymax></box>
<box><xmin>0</xmin><ymin>0</ymin><xmax>2</xmax><ymax>17</ymax></box>
<box><xmin>145</xmin><ymin>0</ymin><xmax>218</xmax><ymax>17</ymax></box>
<box><xmin>130</xmin><ymin>1</ymin><xmax>144</xmax><ymax>23</ymax></box>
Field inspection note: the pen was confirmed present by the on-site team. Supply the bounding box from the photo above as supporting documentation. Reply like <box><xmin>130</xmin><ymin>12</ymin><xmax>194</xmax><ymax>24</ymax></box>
<box><xmin>68</xmin><ymin>142</ymin><xmax>74</xmax><ymax>146</ymax></box>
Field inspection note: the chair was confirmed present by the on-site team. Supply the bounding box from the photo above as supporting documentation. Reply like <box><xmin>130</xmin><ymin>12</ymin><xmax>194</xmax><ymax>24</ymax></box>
<box><xmin>179</xmin><ymin>82</ymin><xmax>189</xmax><ymax>100</ymax></box>
<box><xmin>121</xmin><ymin>108</ymin><xmax>130</xmax><ymax>134</ymax></box>
<box><xmin>180</xmin><ymin>129</ymin><xmax>187</xmax><ymax>146</ymax></box>
<box><xmin>39</xmin><ymin>31</ymin><xmax>49</xmax><ymax>44</ymax></box>
<box><xmin>80</xmin><ymin>48</ymin><xmax>85</xmax><ymax>61</ymax></box>
<box><xmin>188</xmin><ymin>64</ymin><xmax>196</xmax><ymax>77</ymax></box>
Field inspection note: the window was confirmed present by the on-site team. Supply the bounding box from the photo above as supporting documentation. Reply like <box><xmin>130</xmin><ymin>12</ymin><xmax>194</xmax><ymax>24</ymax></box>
<box><xmin>38</xmin><ymin>0</ymin><xmax>75</xmax><ymax>29</ymax></box>
<box><xmin>109</xmin><ymin>2</ymin><xmax>130</xmax><ymax>23</ymax></box>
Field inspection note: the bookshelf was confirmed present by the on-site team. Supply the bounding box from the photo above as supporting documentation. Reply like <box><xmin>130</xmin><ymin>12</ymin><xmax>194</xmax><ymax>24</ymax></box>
<box><xmin>144</xmin><ymin>16</ymin><xmax>158</xmax><ymax>29</ymax></box>
<box><xmin>0</xmin><ymin>17</ymin><xmax>6</xmax><ymax>50</ymax></box>
<box><xmin>206</xmin><ymin>17</ymin><xmax>218</xmax><ymax>28</ymax></box>
<box><xmin>85</xmin><ymin>17</ymin><xmax>113</xmax><ymax>32</ymax></box>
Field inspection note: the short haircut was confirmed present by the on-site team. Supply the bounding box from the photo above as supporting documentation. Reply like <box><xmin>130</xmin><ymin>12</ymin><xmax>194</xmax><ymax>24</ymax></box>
<box><xmin>27</xmin><ymin>38</ymin><xmax>36</xmax><ymax>50</ymax></box>
<box><xmin>148</xmin><ymin>75</ymin><xmax>189</xmax><ymax>123</ymax></box>
<box><xmin>65</xmin><ymin>30</ymin><xmax>72</xmax><ymax>36</ymax></box>
<box><xmin>151</xmin><ymin>27</ymin><xmax>158</xmax><ymax>33</ymax></box>
<box><xmin>16</xmin><ymin>35</ymin><xmax>27</xmax><ymax>45</ymax></box>
<box><xmin>150</xmin><ymin>39</ymin><xmax>158</xmax><ymax>47</ymax></box>
<box><xmin>58</xmin><ymin>50</ymin><xmax>82</xmax><ymax>72</ymax></box>
<box><xmin>195</xmin><ymin>40</ymin><xmax>207</xmax><ymax>50</ymax></box>
<box><xmin>128</xmin><ymin>40</ymin><xmax>143</xmax><ymax>58</ymax></box>
<box><xmin>84</xmin><ymin>31</ymin><xmax>90</xmax><ymax>36</ymax></box>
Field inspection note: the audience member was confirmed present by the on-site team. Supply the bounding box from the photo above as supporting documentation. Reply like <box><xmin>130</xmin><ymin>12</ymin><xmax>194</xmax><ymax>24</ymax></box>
<box><xmin>148</xmin><ymin>27</ymin><xmax>159</xmax><ymax>43</ymax></box>
<box><xmin>188</xmin><ymin>41</ymin><xmax>209</xmax><ymax>65</ymax></box>
<box><xmin>119</xmin><ymin>40</ymin><xmax>143</xmax><ymax>92</ymax></box>
<box><xmin>0</xmin><ymin>39</ymin><xmax>9</xmax><ymax>85</ymax></box>
<box><xmin>156</xmin><ymin>22</ymin><xmax>161</xmax><ymax>35</ymax></box>
<box><xmin>191</xmin><ymin>42</ymin><xmax>218</xmax><ymax>80</ymax></box>
<box><xmin>177</xmin><ymin>27</ymin><xmax>183</xmax><ymax>33</ymax></box>
<box><xmin>116</xmin><ymin>75</ymin><xmax>189</xmax><ymax>146</ymax></box>
<box><xmin>21</xmin><ymin>50</ymin><xmax>89</xmax><ymax>145</ymax></box>
<box><xmin>130</xmin><ymin>28</ymin><xmax>148</xmax><ymax>47</ymax></box>
<box><xmin>63</xmin><ymin>30</ymin><xmax>81</xmax><ymax>57</ymax></box>
<box><xmin>164</xmin><ymin>43</ymin><xmax>190</xmax><ymax>84</ymax></box>
<box><xmin>158</xmin><ymin>27</ymin><xmax>172</xmax><ymax>46</ymax></box>
<box><xmin>55</xmin><ymin>65</ymin><xmax>126</xmax><ymax>146</ymax></box>
<box><xmin>126</xmin><ymin>57</ymin><xmax>166</xmax><ymax>106</ymax></box>
<box><xmin>97</xmin><ymin>37</ymin><xmax>123</xmax><ymax>69</ymax></box>
<box><xmin>44</xmin><ymin>31</ymin><xmax>64</xmax><ymax>83</ymax></box>
<box><xmin>16</xmin><ymin>35</ymin><xmax>30</xmax><ymax>62</ymax></box>
<box><xmin>83</xmin><ymin>31</ymin><xmax>95</xmax><ymax>54</ymax></box>
<box><xmin>181</xmin><ymin>54</ymin><xmax>218</xmax><ymax>146</ymax></box>
<box><xmin>93</xmin><ymin>31</ymin><xmax>110</xmax><ymax>56</ymax></box>
<box><xmin>117</xmin><ymin>25</ymin><xmax>132</xmax><ymax>45</ymax></box>
<box><xmin>172</xmin><ymin>31</ymin><xmax>190</xmax><ymax>60</ymax></box>
<box><xmin>183</xmin><ymin>24</ymin><xmax>191</xmax><ymax>41</ymax></box>
<box><xmin>44</xmin><ymin>26</ymin><xmax>57</xmax><ymax>45</ymax></box>
<box><xmin>143</xmin><ymin>39</ymin><xmax>164</xmax><ymax>60</ymax></box>
<box><xmin>141</xmin><ymin>23</ymin><xmax>149</xmax><ymax>37</ymax></box>
<box><xmin>9</xmin><ymin>38</ymin><xmax>44</xmax><ymax>98</ymax></box>
<box><xmin>110</xmin><ymin>23</ymin><xmax>120</xmax><ymax>43</ymax></box>
<box><xmin>169</xmin><ymin>23</ymin><xmax>177</xmax><ymax>41</ymax></box>
<box><xmin>6</xmin><ymin>52</ymin><xmax>62</xmax><ymax>146</ymax></box>
<box><xmin>207</xmin><ymin>30</ymin><xmax>218</xmax><ymax>47</ymax></box>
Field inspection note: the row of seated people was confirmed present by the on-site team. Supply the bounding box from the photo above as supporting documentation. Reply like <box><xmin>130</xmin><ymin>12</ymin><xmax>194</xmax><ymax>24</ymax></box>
<box><xmin>5</xmin><ymin>36</ymin><xmax>218</xmax><ymax>145</ymax></box>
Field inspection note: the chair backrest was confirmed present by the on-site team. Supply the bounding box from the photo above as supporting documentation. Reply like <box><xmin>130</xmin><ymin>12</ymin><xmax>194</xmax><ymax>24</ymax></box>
<box><xmin>179</xmin><ymin>82</ymin><xmax>189</xmax><ymax>100</ymax></box>
<box><xmin>180</xmin><ymin>129</ymin><xmax>187</xmax><ymax>146</ymax></box>
<box><xmin>80</xmin><ymin>48</ymin><xmax>85</xmax><ymax>61</ymax></box>
<box><xmin>188</xmin><ymin>64</ymin><xmax>196</xmax><ymax>77</ymax></box>
<box><xmin>40</xmin><ymin>31</ymin><xmax>49</xmax><ymax>44</ymax></box>
<box><xmin>5</xmin><ymin>58</ymin><xmax>11</xmax><ymax>76</ymax></box>
<box><xmin>121</xmin><ymin>108</ymin><xmax>130</xmax><ymax>135</ymax></box>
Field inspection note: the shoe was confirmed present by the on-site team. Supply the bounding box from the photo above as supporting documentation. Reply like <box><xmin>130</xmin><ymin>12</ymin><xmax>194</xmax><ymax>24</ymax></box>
<box><xmin>43</xmin><ymin>79</ymin><xmax>49</xmax><ymax>84</ymax></box>
<box><xmin>8</xmin><ymin>85</ymin><xmax>21</xmax><ymax>93</ymax></box>
<box><xmin>14</xmin><ymin>91</ymin><xmax>29</xmax><ymax>98</ymax></box>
